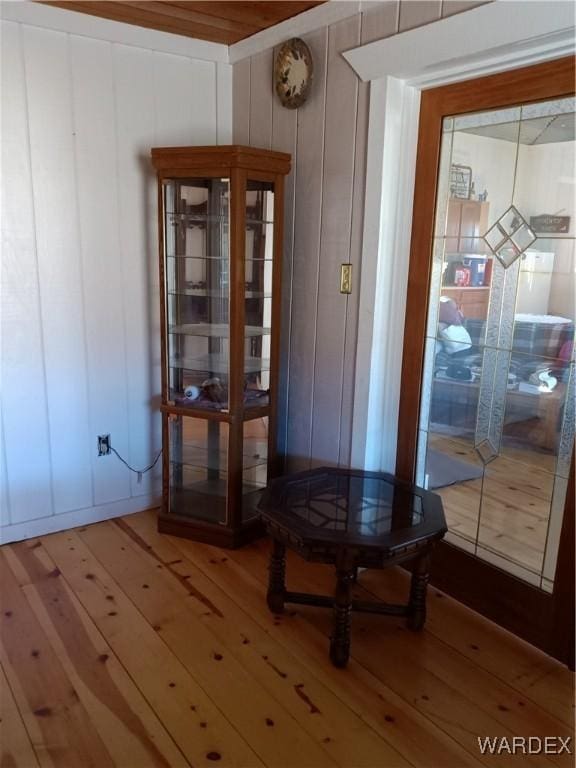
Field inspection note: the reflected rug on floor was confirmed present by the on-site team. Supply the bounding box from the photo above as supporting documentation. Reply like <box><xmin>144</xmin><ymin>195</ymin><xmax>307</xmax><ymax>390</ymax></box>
<box><xmin>427</xmin><ymin>449</ymin><xmax>483</xmax><ymax>489</ymax></box>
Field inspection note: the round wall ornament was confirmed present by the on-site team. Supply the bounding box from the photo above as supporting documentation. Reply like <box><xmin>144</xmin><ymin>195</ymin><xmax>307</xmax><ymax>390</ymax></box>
<box><xmin>274</xmin><ymin>38</ymin><xmax>313</xmax><ymax>109</ymax></box>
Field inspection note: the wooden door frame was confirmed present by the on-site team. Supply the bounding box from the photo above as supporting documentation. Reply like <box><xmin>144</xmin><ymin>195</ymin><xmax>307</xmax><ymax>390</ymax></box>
<box><xmin>396</xmin><ymin>57</ymin><xmax>575</xmax><ymax>666</ymax></box>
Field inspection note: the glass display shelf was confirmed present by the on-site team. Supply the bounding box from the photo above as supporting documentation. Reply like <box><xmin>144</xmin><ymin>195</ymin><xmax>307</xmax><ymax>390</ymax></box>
<box><xmin>167</xmin><ymin>213</ymin><xmax>228</xmax><ymax>223</ymax></box>
<box><xmin>168</xmin><ymin>289</ymin><xmax>271</xmax><ymax>299</ymax></box>
<box><xmin>169</xmin><ymin>323</ymin><xmax>271</xmax><ymax>337</ymax></box>
<box><xmin>166</xmin><ymin>254</ymin><xmax>272</xmax><ymax>262</ymax></box>
<box><xmin>166</xmin><ymin>254</ymin><xmax>229</xmax><ymax>261</ymax></box>
<box><xmin>169</xmin><ymin>387</ymin><xmax>269</xmax><ymax>411</ymax></box>
<box><xmin>166</xmin><ymin>287</ymin><xmax>272</xmax><ymax>299</ymax></box>
<box><xmin>169</xmin><ymin>475</ymin><xmax>265</xmax><ymax>524</ymax></box>
<box><xmin>170</xmin><ymin>445</ymin><xmax>267</xmax><ymax>473</ymax></box>
<box><xmin>169</xmin><ymin>354</ymin><xmax>270</xmax><ymax>374</ymax></box>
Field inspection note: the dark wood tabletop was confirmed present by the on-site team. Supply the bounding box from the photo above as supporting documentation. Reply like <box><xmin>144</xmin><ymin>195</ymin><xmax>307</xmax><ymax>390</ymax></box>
<box><xmin>259</xmin><ymin>467</ymin><xmax>447</xmax><ymax>564</ymax></box>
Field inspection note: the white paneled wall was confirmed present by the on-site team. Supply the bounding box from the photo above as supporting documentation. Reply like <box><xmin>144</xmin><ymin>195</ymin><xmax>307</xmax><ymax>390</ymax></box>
<box><xmin>1</xmin><ymin>6</ymin><xmax>231</xmax><ymax>542</ymax></box>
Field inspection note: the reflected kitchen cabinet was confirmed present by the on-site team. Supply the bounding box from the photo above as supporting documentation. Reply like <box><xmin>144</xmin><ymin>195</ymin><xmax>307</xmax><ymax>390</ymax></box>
<box><xmin>151</xmin><ymin>146</ymin><xmax>291</xmax><ymax>546</ymax></box>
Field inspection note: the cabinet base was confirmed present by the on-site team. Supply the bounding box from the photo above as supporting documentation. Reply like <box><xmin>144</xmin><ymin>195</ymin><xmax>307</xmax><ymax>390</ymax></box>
<box><xmin>158</xmin><ymin>512</ymin><xmax>265</xmax><ymax>548</ymax></box>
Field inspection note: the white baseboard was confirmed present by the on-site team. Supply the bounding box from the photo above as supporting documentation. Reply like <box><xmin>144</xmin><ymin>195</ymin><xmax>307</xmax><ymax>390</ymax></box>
<box><xmin>0</xmin><ymin>494</ymin><xmax>160</xmax><ymax>544</ymax></box>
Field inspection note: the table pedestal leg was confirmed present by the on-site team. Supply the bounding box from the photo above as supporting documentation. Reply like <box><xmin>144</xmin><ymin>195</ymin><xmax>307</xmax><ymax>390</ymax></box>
<box><xmin>267</xmin><ymin>539</ymin><xmax>286</xmax><ymax>614</ymax></box>
<box><xmin>330</xmin><ymin>568</ymin><xmax>354</xmax><ymax>668</ymax></box>
<box><xmin>407</xmin><ymin>554</ymin><xmax>429</xmax><ymax>631</ymax></box>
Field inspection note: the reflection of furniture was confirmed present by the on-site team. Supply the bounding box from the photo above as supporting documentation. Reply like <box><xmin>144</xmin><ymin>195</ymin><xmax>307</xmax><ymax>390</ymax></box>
<box><xmin>441</xmin><ymin>287</ymin><xmax>490</xmax><ymax>319</ymax></box>
<box><xmin>446</xmin><ymin>198</ymin><xmax>489</xmax><ymax>252</ymax></box>
<box><xmin>152</xmin><ymin>146</ymin><xmax>291</xmax><ymax>547</ymax></box>
<box><xmin>432</xmin><ymin>377</ymin><xmax>566</xmax><ymax>451</ymax></box>
<box><xmin>259</xmin><ymin>468</ymin><xmax>446</xmax><ymax>667</ymax></box>
<box><xmin>433</xmin><ymin>315</ymin><xmax>573</xmax><ymax>451</ymax></box>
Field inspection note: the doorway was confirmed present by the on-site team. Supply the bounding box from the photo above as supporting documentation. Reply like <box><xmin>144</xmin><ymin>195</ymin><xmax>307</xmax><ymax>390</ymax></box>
<box><xmin>397</xmin><ymin>58</ymin><xmax>575</xmax><ymax>666</ymax></box>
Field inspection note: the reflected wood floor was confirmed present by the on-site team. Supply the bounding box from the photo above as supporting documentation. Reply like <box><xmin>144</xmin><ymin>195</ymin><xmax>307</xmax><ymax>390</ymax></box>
<box><xmin>1</xmin><ymin>509</ymin><xmax>574</xmax><ymax>768</ymax></box>
<box><xmin>429</xmin><ymin>434</ymin><xmax>559</xmax><ymax>580</ymax></box>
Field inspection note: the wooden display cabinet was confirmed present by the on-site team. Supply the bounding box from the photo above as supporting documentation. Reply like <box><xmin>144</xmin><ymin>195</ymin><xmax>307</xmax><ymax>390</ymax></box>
<box><xmin>151</xmin><ymin>146</ymin><xmax>291</xmax><ymax>547</ymax></box>
<box><xmin>446</xmin><ymin>198</ymin><xmax>490</xmax><ymax>252</ymax></box>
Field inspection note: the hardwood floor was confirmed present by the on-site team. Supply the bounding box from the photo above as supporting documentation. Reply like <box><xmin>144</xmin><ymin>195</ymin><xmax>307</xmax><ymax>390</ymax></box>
<box><xmin>1</xmin><ymin>508</ymin><xmax>574</xmax><ymax>767</ymax></box>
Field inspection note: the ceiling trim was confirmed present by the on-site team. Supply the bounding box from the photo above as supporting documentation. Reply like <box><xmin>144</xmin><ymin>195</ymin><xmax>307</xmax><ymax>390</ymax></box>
<box><xmin>0</xmin><ymin>0</ymin><xmax>229</xmax><ymax>61</ymax></box>
<box><xmin>343</xmin><ymin>0</ymin><xmax>576</xmax><ymax>86</ymax></box>
<box><xmin>228</xmin><ymin>0</ymin><xmax>367</xmax><ymax>63</ymax></box>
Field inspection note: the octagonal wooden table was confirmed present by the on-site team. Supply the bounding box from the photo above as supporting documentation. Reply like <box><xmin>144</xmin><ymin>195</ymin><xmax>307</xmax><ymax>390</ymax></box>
<box><xmin>258</xmin><ymin>467</ymin><xmax>447</xmax><ymax>667</ymax></box>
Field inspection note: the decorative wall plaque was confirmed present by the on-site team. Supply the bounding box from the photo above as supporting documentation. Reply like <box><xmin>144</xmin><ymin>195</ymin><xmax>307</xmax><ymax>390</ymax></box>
<box><xmin>274</xmin><ymin>38</ymin><xmax>313</xmax><ymax>109</ymax></box>
<box><xmin>529</xmin><ymin>214</ymin><xmax>570</xmax><ymax>234</ymax></box>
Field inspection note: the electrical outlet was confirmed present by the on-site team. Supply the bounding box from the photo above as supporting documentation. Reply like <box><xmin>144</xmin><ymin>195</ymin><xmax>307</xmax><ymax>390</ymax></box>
<box><xmin>98</xmin><ymin>434</ymin><xmax>111</xmax><ymax>456</ymax></box>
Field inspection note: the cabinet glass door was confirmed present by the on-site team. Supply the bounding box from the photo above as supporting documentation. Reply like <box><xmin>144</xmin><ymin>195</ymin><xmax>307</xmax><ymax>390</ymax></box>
<box><xmin>168</xmin><ymin>414</ymin><xmax>229</xmax><ymax>523</ymax></box>
<box><xmin>242</xmin><ymin>416</ymin><xmax>269</xmax><ymax>521</ymax></box>
<box><xmin>163</xmin><ymin>178</ymin><xmax>231</xmax><ymax>411</ymax></box>
<box><xmin>417</xmin><ymin>96</ymin><xmax>575</xmax><ymax>589</ymax></box>
<box><xmin>244</xmin><ymin>180</ymin><xmax>274</xmax><ymax>409</ymax></box>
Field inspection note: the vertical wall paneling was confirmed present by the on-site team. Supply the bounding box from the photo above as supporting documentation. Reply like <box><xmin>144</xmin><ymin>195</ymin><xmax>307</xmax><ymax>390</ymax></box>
<box><xmin>233</xmin><ymin>0</ymin><xmax>490</xmax><ymax>473</ymax></box>
<box><xmin>310</xmin><ymin>15</ymin><xmax>360</xmax><ymax>466</ymax></box>
<box><xmin>216</xmin><ymin>62</ymin><xmax>233</xmax><ymax>144</ymax></box>
<box><xmin>361</xmin><ymin>1</ymin><xmax>399</xmax><ymax>41</ymax></box>
<box><xmin>0</xmin><ymin>414</ymin><xmax>11</xmax><ymax>528</ymax></box>
<box><xmin>232</xmin><ymin>58</ymin><xmax>251</xmax><ymax>145</ymax></box>
<box><xmin>187</xmin><ymin>58</ymin><xmax>217</xmax><ymax>145</ymax></box>
<box><xmin>153</xmin><ymin>52</ymin><xmax>216</xmax><ymax>146</ymax></box>
<box><xmin>398</xmin><ymin>0</ymin><xmax>442</xmax><ymax>32</ymax></box>
<box><xmin>1</xmin><ymin>6</ymin><xmax>226</xmax><ymax>543</ymax></box>
<box><xmin>23</xmin><ymin>24</ymin><xmax>93</xmax><ymax>515</ymax></box>
<box><xmin>70</xmin><ymin>35</ymin><xmax>131</xmax><ymax>506</ymax></box>
<box><xmin>442</xmin><ymin>0</ymin><xmax>489</xmax><ymax>18</ymax></box>
<box><xmin>113</xmin><ymin>43</ymin><xmax>158</xmax><ymax>499</ymax></box>
<box><xmin>1</xmin><ymin>21</ymin><xmax>54</xmax><ymax>523</ymax></box>
<box><xmin>248</xmin><ymin>50</ymin><xmax>273</xmax><ymax>150</ymax></box>
<box><xmin>338</xmin><ymin>2</ymin><xmax>400</xmax><ymax>466</ymax></box>
<box><xmin>285</xmin><ymin>27</ymin><xmax>328</xmax><ymax>471</ymax></box>
<box><xmin>271</xmin><ymin>60</ymin><xmax>297</xmax><ymax>461</ymax></box>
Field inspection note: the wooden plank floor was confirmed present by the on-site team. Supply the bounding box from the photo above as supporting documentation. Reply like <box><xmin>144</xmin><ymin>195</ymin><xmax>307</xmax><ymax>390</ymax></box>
<box><xmin>1</xmin><ymin>509</ymin><xmax>574</xmax><ymax>768</ymax></box>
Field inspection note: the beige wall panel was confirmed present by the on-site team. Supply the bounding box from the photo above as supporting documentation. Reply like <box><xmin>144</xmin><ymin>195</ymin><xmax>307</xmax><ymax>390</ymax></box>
<box><xmin>338</xmin><ymin>0</ymin><xmax>400</xmax><ymax>466</ymax></box>
<box><xmin>285</xmin><ymin>26</ymin><xmax>328</xmax><ymax>472</ymax></box>
<box><xmin>362</xmin><ymin>1</ymin><xmax>399</xmax><ymax>40</ymax></box>
<box><xmin>442</xmin><ymin>0</ymin><xmax>489</xmax><ymax>18</ymax></box>
<box><xmin>338</xmin><ymin>1</ymin><xmax>401</xmax><ymax>466</ymax></box>
<box><xmin>271</xmin><ymin>56</ymin><xmax>298</xmax><ymax>460</ymax></box>
<box><xmin>398</xmin><ymin>0</ymin><xmax>442</xmax><ymax>32</ymax></box>
<box><xmin>310</xmin><ymin>15</ymin><xmax>361</xmax><ymax>466</ymax></box>
<box><xmin>233</xmin><ymin>1</ymin><xmax>485</xmax><ymax>471</ymax></box>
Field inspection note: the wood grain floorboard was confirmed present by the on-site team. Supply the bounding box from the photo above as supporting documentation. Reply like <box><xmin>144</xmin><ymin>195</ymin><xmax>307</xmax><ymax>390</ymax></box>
<box><xmin>77</xmin><ymin>520</ymin><xmax>336</xmax><ymax>768</ymax></box>
<box><xmin>0</xmin><ymin>663</ymin><xmax>40</xmax><ymax>768</ymax></box>
<box><xmin>4</xmin><ymin>541</ymin><xmax>187</xmax><ymax>768</ymax></box>
<box><xmin>112</xmin><ymin>514</ymin><xmax>410</xmax><ymax>768</ymax></box>
<box><xmin>0</xmin><ymin>551</ymin><xmax>115</xmax><ymax>768</ymax></box>
<box><xmin>1</xmin><ymin>509</ymin><xmax>573</xmax><ymax>768</ymax></box>
<box><xmin>206</xmin><ymin>528</ymin><xmax>573</xmax><ymax>768</ymax></box>
<box><xmin>39</xmin><ymin>530</ymin><xmax>264</xmax><ymax>768</ymax></box>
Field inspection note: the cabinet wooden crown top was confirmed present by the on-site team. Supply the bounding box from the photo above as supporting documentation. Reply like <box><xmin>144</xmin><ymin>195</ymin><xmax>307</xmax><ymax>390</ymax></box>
<box><xmin>151</xmin><ymin>145</ymin><xmax>291</xmax><ymax>175</ymax></box>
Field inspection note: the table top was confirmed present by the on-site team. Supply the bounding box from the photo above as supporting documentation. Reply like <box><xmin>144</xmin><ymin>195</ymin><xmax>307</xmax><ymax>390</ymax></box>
<box><xmin>259</xmin><ymin>467</ymin><xmax>446</xmax><ymax>555</ymax></box>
